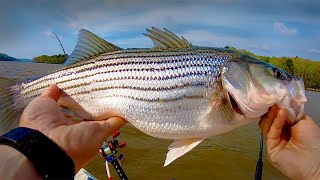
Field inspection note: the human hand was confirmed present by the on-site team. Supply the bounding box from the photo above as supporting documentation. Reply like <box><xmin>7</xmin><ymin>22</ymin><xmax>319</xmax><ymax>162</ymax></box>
<box><xmin>19</xmin><ymin>84</ymin><xmax>127</xmax><ymax>172</ymax></box>
<box><xmin>259</xmin><ymin>105</ymin><xmax>320</xmax><ymax>180</ymax></box>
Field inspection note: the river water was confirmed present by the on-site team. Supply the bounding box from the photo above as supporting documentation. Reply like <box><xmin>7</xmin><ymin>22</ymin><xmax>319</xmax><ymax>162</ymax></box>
<box><xmin>0</xmin><ymin>61</ymin><xmax>319</xmax><ymax>180</ymax></box>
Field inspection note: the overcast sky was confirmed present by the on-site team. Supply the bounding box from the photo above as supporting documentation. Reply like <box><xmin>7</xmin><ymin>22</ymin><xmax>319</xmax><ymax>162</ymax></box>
<box><xmin>0</xmin><ymin>0</ymin><xmax>319</xmax><ymax>60</ymax></box>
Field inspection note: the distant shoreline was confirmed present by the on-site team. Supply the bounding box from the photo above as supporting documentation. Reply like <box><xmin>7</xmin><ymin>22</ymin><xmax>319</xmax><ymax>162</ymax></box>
<box><xmin>0</xmin><ymin>59</ymin><xmax>32</xmax><ymax>62</ymax></box>
<box><xmin>306</xmin><ymin>88</ymin><xmax>320</xmax><ymax>92</ymax></box>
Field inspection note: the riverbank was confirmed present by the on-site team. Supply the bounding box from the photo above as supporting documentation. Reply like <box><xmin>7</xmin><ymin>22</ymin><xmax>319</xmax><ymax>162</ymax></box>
<box><xmin>306</xmin><ymin>88</ymin><xmax>320</xmax><ymax>92</ymax></box>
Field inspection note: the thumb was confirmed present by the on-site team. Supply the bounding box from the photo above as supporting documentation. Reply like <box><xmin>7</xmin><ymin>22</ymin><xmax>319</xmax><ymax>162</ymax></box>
<box><xmin>99</xmin><ymin>117</ymin><xmax>127</xmax><ymax>139</ymax></box>
<box><xmin>41</xmin><ymin>84</ymin><xmax>61</xmax><ymax>101</ymax></box>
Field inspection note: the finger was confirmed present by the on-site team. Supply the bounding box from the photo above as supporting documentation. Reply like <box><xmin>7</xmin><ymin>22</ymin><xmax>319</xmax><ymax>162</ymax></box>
<box><xmin>259</xmin><ymin>105</ymin><xmax>279</xmax><ymax>128</ymax></box>
<box><xmin>267</xmin><ymin>109</ymin><xmax>287</xmax><ymax>141</ymax></box>
<box><xmin>259</xmin><ymin>105</ymin><xmax>279</xmax><ymax>138</ymax></box>
<box><xmin>89</xmin><ymin>117</ymin><xmax>128</xmax><ymax>142</ymax></box>
<box><xmin>73</xmin><ymin>117</ymin><xmax>127</xmax><ymax>147</ymax></box>
<box><xmin>99</xmin><ymin>117</ymin><xmax>127</xmax><ymax>137</ymax></box>
<box><xmin>41</xmin><ymin>84</ymin><xmax>61</xmax><ymax>101</ymax></box>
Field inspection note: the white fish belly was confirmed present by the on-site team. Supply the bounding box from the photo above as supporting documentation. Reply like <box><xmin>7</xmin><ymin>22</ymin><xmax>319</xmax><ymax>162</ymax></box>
<box><xmin>81</xmin><ymin>96</ymin><xmax>211</xmax><ymax>139</ymax></box>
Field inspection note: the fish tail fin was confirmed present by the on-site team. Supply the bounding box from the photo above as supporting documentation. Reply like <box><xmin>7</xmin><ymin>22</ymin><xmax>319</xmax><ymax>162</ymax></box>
<box><xmin>0</xmin><ymin>79</ymin><xmax>25</xmax><ymax>135</ymax></box>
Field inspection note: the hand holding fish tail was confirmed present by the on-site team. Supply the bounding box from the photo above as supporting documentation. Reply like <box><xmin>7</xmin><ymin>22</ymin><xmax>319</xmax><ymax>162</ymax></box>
<box><xmin>19</xmin><ymin>84</ymin><xmax>127</xmax><ymax>172</ymax></box>
<box><xmin>259</xmin><ymin>105</ymin><xmax>320</xmax><ymax>180</ymax></box>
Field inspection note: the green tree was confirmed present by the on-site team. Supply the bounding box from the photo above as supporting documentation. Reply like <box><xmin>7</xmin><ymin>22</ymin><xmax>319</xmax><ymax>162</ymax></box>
<box><xmin>33</xmin><ymin>54</ymin><xmax>68</xmax><ymax>64</ymax></box>
<box><xmin>283</xmin><ymin>58</ymin><xmax>294</xmax><ymax>75</ymax></box>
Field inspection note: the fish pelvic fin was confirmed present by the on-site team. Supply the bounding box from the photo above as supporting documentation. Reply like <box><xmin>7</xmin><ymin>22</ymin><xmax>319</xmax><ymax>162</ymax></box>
<box><xmin>164</xmin><ymin>138</ymin><xmax>204</xmax><ymax>167</ymax></box>
<box><xmin>0</xmin><ymin>79</ymin><xmax>25</xmax><ymax>135</ymax></box>
<box><xmin>64</xmin><ymin>29</ymin><xmax>122</xmax><ymax>65</ymax></box>
<box><xmin>144</xmin><ymin>27</ymin><xmax>192</xmax><ymax>49</ymax></box>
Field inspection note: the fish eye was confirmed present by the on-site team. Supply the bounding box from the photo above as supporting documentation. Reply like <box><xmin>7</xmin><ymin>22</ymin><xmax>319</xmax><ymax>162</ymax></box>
<box><xmin>273</xmin><ymin>68</ymin><xmax>286</xmax><ymax>80</ymax></box>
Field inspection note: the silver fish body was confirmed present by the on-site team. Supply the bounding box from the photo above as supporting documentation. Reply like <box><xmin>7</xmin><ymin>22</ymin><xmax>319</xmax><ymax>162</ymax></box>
<box><xmin>20</xmin><ymin>48</ymin><xmax>243</xmax><ymax>140</ymax></box>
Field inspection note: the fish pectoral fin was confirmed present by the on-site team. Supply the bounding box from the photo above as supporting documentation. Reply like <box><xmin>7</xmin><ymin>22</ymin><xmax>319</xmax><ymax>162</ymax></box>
<box><xmin>203</xmin><ymin>87</ymin><xmax>235</xmax><ymax>126</ymax></box>
<box><xmin>144</xmin><ymin>27</ymin><xmax>192</xmax><ymax>49</ymax></box>
<box><xmin>64</xmin><ymin>29</ymin><xmax>122</xmax><ymax>65</ymax></box>
<box><xmin>164</xmin><ymin>138</ymin><xmax>204</xmax><ymax>167</ymax></box>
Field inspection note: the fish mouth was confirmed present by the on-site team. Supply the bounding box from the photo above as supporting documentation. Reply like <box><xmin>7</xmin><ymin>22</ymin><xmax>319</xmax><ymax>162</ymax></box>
<box><xmin>228</xmin><ymin>92</ymin><xmax>243</xmax><ymax>115</ymax></box>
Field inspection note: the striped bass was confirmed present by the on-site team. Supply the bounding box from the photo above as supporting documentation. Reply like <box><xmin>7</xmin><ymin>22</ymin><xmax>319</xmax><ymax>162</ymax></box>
<box><xmin>0</xmin><ymin>27</ymin><xmax>307</xmax><ymax>166</ymax></box>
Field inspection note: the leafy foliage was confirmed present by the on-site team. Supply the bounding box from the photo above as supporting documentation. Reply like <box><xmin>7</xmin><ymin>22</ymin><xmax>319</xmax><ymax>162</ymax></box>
<box><xmin>32</xmin><ymin>54</ymin><xmax>68</xmax><ymax>64</ymax></box>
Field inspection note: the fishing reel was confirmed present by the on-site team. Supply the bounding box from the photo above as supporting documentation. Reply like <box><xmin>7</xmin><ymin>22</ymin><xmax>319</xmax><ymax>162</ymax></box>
<box><xmin>99</xmin><ymin>130</ymin><xmax>128</xmax><ymax>180</ymax></box>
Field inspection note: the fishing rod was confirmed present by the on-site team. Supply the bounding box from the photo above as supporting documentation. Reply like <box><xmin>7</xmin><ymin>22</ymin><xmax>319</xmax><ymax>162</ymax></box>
<box><xmin>254</xmin><ymin>132</ymin><xmax>264</xmax><ymax>180</ymax></box>
<box><xmin>52</xmin><ymin>32</ymin><xmax>66</xmax><ymax>55</ymax></box>
<box><xmin>100</xmin><ymin>131</ymin><xmax>128</xmax><ymax>180</ymax></box>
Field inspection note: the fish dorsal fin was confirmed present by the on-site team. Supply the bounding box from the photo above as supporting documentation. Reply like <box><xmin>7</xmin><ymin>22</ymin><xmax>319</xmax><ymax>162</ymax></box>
<box><xmin>64</xmin><ymin>29</ymin><xmax>121</xmax><ymax>65</ymax></box>
<box><xmin>164</xmin><ymin>138</ymin><xmax>204</xmax><ymax>166</ymax></box>
<box><xmin>144</xmin><ymin>27</ymin><xmax>192</xmax><ymax>49</ymax></box>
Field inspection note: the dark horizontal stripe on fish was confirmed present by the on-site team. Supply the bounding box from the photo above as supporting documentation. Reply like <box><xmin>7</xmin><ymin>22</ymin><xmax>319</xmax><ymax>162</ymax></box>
<box><xmin>24</xmin><ymin>56</ymin><xmax>222</xmax><ymax>89</ymax></box>
<box><xmin>71</xmin><ymin>93</ymin><xmax>205</xmax><ymax>103</ymax></box>
<box><xmin>63</xmin><ymin>53</ymin><xmax>189</xmax><ymax>71</ymax></box>
<box><xmin>24</xmin><ymin>50</ymin><xmax>229</xmax><ymax>89</ymax></box>
<box><xmin>101</xmin><ymin>48</ymin><xmax>233</xmax><ymax>59</ymax></box>
<box><xmin>23</xmin><ymin>49</ymin><xmax>231</xmax><ymax>91</ymax></box>
<box><xmin>23</xmin><ymin>61</ymin><xmax>220</xmax><ymax>91</ymax></box>
<box><xmin>22</xmin><ymin>70</ymin><xmax>216</xmax><ymax>96</ymax></box>
<box><xmin>61</xmin><ymin>81</ymin><xmax>208</xmax><ymax>92</ymax></box>
<box><xmin>74</xmin><ymin>58</ymin><xmax>217</xmax><ymax>74</ymax></box>
<box><xmin>25</xmin><ymin>88</ymin><xmax>205</xmax><ymax>102</ymax></box>
<box><xmin>70</xmin><ymin>50</ymin><xmax>230</xmax><ymax>74</ymax></box>
<box><xmin>64</xmin><ymin>48</ymin><xmax>231</xmax><ymax>68</ymax></box>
